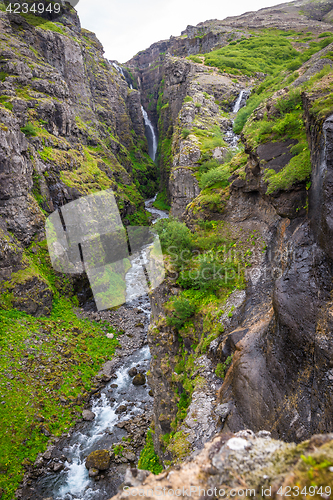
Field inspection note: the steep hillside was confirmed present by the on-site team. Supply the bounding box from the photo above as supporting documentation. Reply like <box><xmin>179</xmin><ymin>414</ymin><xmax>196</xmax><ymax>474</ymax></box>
<box><xmin>122</xmin><ymin>0</ymin><xmax>333</xmax><ymax>469</ymax></box>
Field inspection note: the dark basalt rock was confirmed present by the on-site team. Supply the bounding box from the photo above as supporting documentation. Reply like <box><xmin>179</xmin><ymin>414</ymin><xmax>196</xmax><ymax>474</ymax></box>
<box><xmin>132</xmin><ymin>373</ymin><xmax>146</xmax><ymax>386</ymax></box>
<box><xmin>128</xmin><ymin>367</ymin><xmax>137</xmax><ymax>377</ymax></box>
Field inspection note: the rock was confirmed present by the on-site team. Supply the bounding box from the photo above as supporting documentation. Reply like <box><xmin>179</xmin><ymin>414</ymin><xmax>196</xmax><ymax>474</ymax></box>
<box><xmin>132</xmin><ymin>373</ymin><xmax>146</xmax><ymax>385</ymax></box>
<box><xmin>149</xmin><ymin>390</ymin><xmax>153</xmax><ymax>397</ymax></box>
<box><xmin>123</xmin><ymin>451</ymin><xmax>136</xmax><ymax>462</ymax></box>
<box><xmin>124</xmin><ymin>467</ymin><xmax>150</xmax><ymax>487</ymax></box>
<box><xmin>82</xmin><ymin>410</ymin><xmax>96</xmax><ymax>421</ymax></box>
<box><xmin>128</xmin><ymin>367</ymin><xmax>137</xmax><ymax>377</ymax></box>
<box><xmin>53</xmin><ymin>462</ymin><xmax>64</xmax><ymax>472</ymax></box>
<box><xmin>115</xmin><ymin>404</ymin><xmax>127</xmax><ymax>414</ymax></box>
<box><xmin>85</xmin><ymin>450</ymin><xmax>111</xmax><ymax>471</ymax></box>
<box><xmin>88</xmin><ymin>467</ymin><xmax>99</xmax><ymax>477</ymax></box>
<box><xmin>111</xmin><ymin>383</ymin><xmax>118</xmax><ymax>388</ymax></box>
<box><xmin>43</xmin><ymin>450</ymin><xmax>52</xmax><ymax>460</ymax></box>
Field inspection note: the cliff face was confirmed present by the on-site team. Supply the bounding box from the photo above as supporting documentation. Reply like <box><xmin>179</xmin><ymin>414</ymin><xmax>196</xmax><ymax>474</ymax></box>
<box><xmin>2</xmin><ymin>0</ymin><xmax>333</xmax><ymax>497</ymax></box>
<box><xmin>121</xmin><ymin>0</ymin><xmax>333</xmax><ymax>468</ymax></box>
<box><xmin>0</xmin><ymin>7</ymin><xmax>157</xmax><ymax>315</ymax></box>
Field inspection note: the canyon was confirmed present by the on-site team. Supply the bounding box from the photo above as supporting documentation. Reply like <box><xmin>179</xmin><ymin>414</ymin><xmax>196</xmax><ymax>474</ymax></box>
<box><xmin>1</xmin><ymin>0</ymin><xmax>333</xmax><ymax>498</ymax></box>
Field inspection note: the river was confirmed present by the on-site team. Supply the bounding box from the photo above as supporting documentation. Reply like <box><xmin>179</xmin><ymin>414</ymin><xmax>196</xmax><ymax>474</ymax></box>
<box><xmin>21</xmin><ymin>199</ymin><xmax>168</xmax><ymax>500</ymax></box>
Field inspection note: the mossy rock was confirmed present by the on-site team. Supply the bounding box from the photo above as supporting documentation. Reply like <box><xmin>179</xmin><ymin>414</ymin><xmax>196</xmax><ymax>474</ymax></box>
<box><xmin>85</xmin><ymin>449</ymin><xmax>111</xmax><ymax>471</ymax></box>
<box><xmin>133</xmin><ymin>373</ymin><xmax>146</xmax><ymax>385</ymax></box>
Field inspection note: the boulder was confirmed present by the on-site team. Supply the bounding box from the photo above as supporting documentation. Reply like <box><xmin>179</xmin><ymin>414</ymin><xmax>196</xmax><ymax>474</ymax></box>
<box><xmin>132</xmin><ymin>373</ymin><xmax>146</xmax><ymax>386</ymax></box>
<box><xmin>128</xmin><ymin>367</ymin><xmax>137</xmax><ymax>377</ymax></box>
<box><xmin>88</xmin><ymin>467</ymin><xmax>99</xmax><ymax>477</ymax></box>
<box><xmin>85</xmin><ymin>450</ymin><xmax>111</xmax><ymax>471</ymax></box>
<box><xmin>115</xmin><ymin>404</ymin><xmax>127</xmax><ymax>414</ymax></box>
<box><xmin>82</xmin><ymin>410</ymin><xmax>96</xmax><ymax>421</ymax></box>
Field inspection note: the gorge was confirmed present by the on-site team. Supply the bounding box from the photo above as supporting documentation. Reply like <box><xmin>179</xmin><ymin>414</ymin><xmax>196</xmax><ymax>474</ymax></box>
<box><xmin>2</xmin><ymin>0</ymin><xmax>333</xmax><ymax>499</ymax></box>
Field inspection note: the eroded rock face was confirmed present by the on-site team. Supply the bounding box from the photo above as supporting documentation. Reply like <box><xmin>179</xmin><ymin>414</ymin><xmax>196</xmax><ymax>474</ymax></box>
<box><xmin>111</xmin><ymin>432</ymin><xmax>333</xmax><ymax>500</ymax></box>
<box><xmin>0</xmin><ymin>8</ymin><xmax>156</xmax><ymax>315</ymax></box>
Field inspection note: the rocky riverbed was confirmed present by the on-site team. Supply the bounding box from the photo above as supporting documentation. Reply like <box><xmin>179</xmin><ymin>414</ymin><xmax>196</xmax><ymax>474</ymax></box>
<box><xmin>19</xmin><ymin>297</ymin><xmax>154</xmax><ymax>500</ymax></box>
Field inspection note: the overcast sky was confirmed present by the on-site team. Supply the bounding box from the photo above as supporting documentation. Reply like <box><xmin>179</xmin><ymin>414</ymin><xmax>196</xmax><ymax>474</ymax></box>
<box><xmin>76</xmin><ymin>0</ymin><xmax>291</xmax><ymax>63</ymax></box>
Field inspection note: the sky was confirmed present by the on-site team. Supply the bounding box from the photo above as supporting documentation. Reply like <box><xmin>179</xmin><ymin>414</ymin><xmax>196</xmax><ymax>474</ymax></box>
<box><xmin>76</xmin><ymin>0</ymin><xmax>291</xmax><ymax>63</ymax></box>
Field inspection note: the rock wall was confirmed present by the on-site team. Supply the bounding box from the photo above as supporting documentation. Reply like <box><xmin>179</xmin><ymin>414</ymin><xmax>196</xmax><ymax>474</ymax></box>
<box><xmin>0</xmin><ymin>9</ymin><xmax>156</xmax><ymax>314</ymax></box>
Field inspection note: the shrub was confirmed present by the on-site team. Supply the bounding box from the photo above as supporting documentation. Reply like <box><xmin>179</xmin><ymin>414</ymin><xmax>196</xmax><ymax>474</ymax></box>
<box><xmin>153</xmin><ymin>218</ymin><xmax>193</xmax><ymax>263</ymax></box>
<box><xmin>183</xmin><ymin>96</ymin><xmax>193</xmax><ymax>103</ymax></box>
<box><xmin>198</xmin><ymin>158</ymin><xmax>220</xmax><ymax>174</ymax></box>
<box><xmin>182</xmin><ymin>128</ymin><xmax>191</xmax><ymax>139</ymax></box>
<box><xmin>166</xmin><ymin>297</ymin><xmax>196</xmax><ymax>329</ymax></box>
<box><xmin>21</xmin><ymin>122</ymin><xmax>37</xmax><ymax>137</ymax></box>
<box><xmin>195</xmin><ymin>102</ymin><xmax>202</xmax><ymax>109</ymax></box>
<box><xmin>138</xmin><ymin>429</ymin><xmax>163</xmax><ymax>474</ymax></box>
<box><xmin>199</xmin><ymin>166</ymin><xmax>230</xmax><ymax>189</ymax></box>
<box><xmin>215</xmin><ymin>355</ymin><xmax>234</xmax><ymax>378</ymax></box>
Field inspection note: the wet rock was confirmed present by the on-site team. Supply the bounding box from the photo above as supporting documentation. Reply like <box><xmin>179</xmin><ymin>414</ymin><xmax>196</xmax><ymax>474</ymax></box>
<box><xmin>115</xmin><ymin>404</ymin><xmax>127</xmax><ymax>414</ymax></box>
<box><xmin>149</xmin><ymin>390</ymin><xmax>153</xmax><ymax>397</ymax></box>
<box><xmin>53</xmin><ymin>462</ymin><xmax>64</xmax><ymax>472</ymax></box>
<box><xmin>132</xmin><ymin>373</ymin><xmax>146</xmax><ymax>385</ymax></box>
<box><xmin>85</xmin><ymin>450</ymin><xmax>111</xmax><ymax>471</ymax></box>
<box><xmin>82</xmin><ymin>410</ymin><xmax>95</xmax><ymax>421</ymax></box>
<box><xmin>88</xmin><ymin>467</ymin><xmax>99</xmax><ymax>477</ymax></box>
<box><xmin>128</xmin><ymin>367</ymin><xmax>137</xmax><ymax>377</ymax></box>
<box><xmin>111</xmin><ymin>383</ymin><xmax>118</xmax><ymax>388</ymax></box>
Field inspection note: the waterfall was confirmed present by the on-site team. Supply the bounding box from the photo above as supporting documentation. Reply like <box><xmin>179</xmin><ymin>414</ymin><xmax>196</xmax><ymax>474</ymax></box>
<box><xmin>233</xmin><ymin>89</ymin><xmax>246</xmax><ymax>113</ymax></box>
<box><xmin>112</xmin><ymin>62</ymin><xmax>125</xmax><ymax>79</ymax></box>
<box><xmin>141</xmin><ymin>106</ymin><xmax>157</xmax><ymax>161</ymax></box>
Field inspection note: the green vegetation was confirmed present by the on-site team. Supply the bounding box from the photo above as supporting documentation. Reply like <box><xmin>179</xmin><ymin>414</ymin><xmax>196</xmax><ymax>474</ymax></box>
<box><xmin>215</xmin><ymin>355</ymin><xmax>234</xmax><ymax>378</ymax></box>
<box><xmin>243</xmin><ymin>88</ymin><xmax>312</xmax><ymax>193</ymax></box>
<box><xmin>0</xmin><ymin>298</ymin><xmax>118</xmax><ymax>499</ymax></box>
<box><xmin>21</xmin><ymin>122</ymin><xmax>37</xmax><ymax>137</ymax></box>
<box><xmin>21</xmin><ymin>13</ymin><xmax>66</xmax><ymax>34</ymax></box>
<box><xmin>138</xmin><ymin>429</ymin><xmax>163</xmax><ymax>474</ymax></box>
<box><xmin>204</xmin><ymin>31</ymin><xmax>299</xmax><ymax>75</ymax></box>
<box><xmin>166</xmin><ymin>297</ymin><xmax>196</xmax><ymax>329</ymax></box>
<box><xmin>182</xmin><ymin>128</ymin><xmax>191</xmax><ymax>139</ymax></box>
<box><xmin>152</xmin><ymin>189</ymin><xmax>171</xmax><ymax>211</ymax></box>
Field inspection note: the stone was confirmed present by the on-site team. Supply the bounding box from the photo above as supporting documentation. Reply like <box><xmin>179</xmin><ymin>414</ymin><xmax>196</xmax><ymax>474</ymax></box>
<box><xmin>85</xmin><ymin>450</ymin><xmax>111</xmax><ymax>471</ymax></box>
<box><xmin>88</xmin><ymin>467</ymin><xmax>99</xmax><ymax>477</ymax></box>
<box><xmin>128</xmin><ymin>367</ymin><xmax>137</xmax><ymax>377</ymax></box>
<box><xmin>82</xmin><ymin>410</ymin><xmax>96</xmax><ymax>421</ymax></box>
<box><xmin>53</xmin><ymin>462</ymin><xmax>64</xmax><ymax>472</ymax></box>
<box><xmin>132</xmin><ymin>373</ymin><xmax>146</xmax><ymax>386</ymax></box>
<box><xmin>111</xmin><ymin>383</ymin><xmax>118</xmax><ymax>388</ymax></box>
<box><xmin>115</xmin><ymin>404</ymin><xmax>127</xmax><ymax>414</ymax></box>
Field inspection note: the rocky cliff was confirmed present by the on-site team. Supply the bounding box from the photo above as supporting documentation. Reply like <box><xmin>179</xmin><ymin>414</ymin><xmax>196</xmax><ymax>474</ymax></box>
<box><xmin>2</xmin><ymin>0</ymin><xmax>333</xmax><ymax>498</ymax></box>
<box><xmin>121</xmin><ymin>0</ymin><xmax>333</xmax><ymax>471</ymax></box>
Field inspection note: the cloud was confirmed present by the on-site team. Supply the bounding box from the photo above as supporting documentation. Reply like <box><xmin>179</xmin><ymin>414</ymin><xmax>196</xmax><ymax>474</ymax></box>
<box><xmin>76</xmin><ymin>0</ymin><xmax>291</xmax><ymax>63</ymax></box>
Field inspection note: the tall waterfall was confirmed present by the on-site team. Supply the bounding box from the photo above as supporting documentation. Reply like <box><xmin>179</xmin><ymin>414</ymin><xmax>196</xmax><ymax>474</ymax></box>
<box><xmin>141</xmin><ymin>106</ymin><xmax>157</xmax><ymax>161</ymax></box>
<box><xmin>233</xmin><ymin>89</ymin><xmax>246</xmax><ymax>113</ymax></box>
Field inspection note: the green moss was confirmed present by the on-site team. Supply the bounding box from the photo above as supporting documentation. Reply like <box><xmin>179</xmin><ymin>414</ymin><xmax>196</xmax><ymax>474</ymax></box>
<box><xmin>21</xmin><ymin>13</ymin><xmax>66</xmax><ymax>34</ymax></box>
<box><xmin>138</xmin><ymin>429</ymin><xmax>163</xmax><ymax>474</ymax></box>
<box><xmin>167</xmin><ymin>431</ymin><xmax>191</xmax><ymax>460</ymax></box>
<box><xmin>152</xmin><ymin>189</ymin><xmax>170</xmax><ymax>211</ymax></box>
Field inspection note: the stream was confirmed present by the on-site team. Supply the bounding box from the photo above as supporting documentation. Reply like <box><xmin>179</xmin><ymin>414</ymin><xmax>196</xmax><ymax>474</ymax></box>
<box><xmin>21</xmin><ymin>87</ymin><xmax>247</xmax><ymax>500</ymax></box>
<box><xmin>26</xmin><ymin>196</ymin><xmax>168</xmax><ymax>500</ymax></box>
